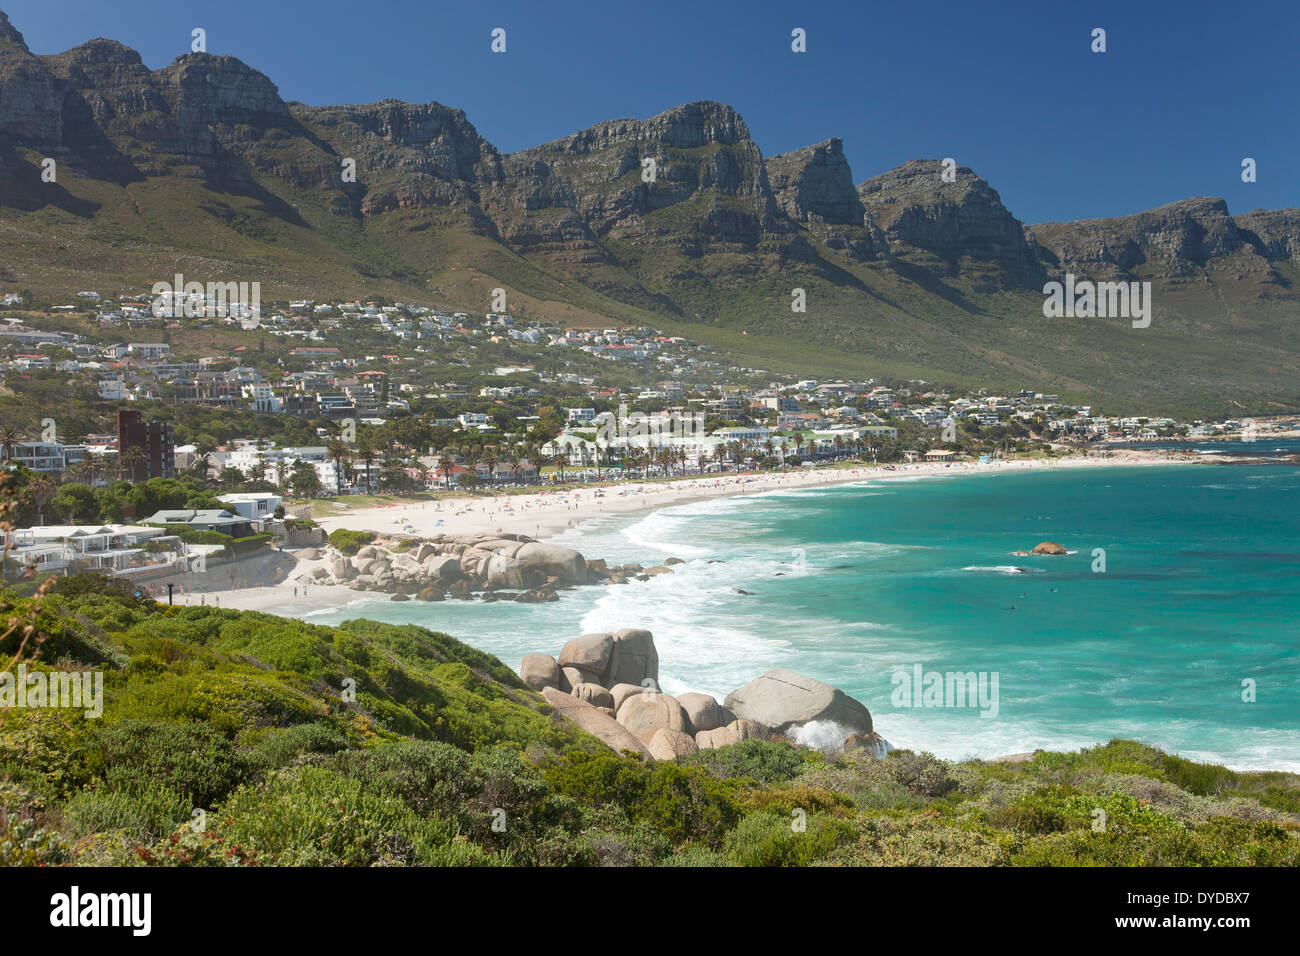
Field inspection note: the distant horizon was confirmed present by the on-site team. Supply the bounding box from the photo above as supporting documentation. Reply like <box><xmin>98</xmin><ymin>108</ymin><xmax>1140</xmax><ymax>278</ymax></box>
<box><xmin>4</xmin><ymin>0</ymin><xmax>1297</xmax><ymax>225</ymax></box>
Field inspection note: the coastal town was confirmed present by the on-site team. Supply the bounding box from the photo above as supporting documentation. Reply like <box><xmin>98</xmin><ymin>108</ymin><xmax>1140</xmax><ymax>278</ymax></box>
<box><xmin>0</xmin><ymin>288</ymin><xmax>1294</xmax><ymax>592</ymax></box>
<box><xmin>2</xmin><ymin>286</ymin><xmax>1289</xmax><ymax>598</ymax></box>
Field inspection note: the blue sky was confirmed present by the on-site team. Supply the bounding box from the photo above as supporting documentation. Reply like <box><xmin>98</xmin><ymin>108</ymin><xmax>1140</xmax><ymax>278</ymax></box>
<box><xmin>7</xmin><ymin>0</ymin><xmax>1297</xmax><ymax>223</ymax></box>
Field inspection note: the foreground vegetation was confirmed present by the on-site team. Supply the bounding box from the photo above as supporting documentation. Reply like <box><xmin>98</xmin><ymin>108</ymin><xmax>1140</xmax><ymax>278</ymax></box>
<box><xmin>1</xmin><ymin>581</ymin><xmax>1296</xmax><ymax>867</ymax></box>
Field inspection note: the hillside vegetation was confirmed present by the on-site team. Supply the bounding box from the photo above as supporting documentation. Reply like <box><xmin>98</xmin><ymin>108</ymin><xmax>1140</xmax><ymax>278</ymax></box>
<box><xmin>1</xmin><ymin>581</ymin><xmax>1297</xmax><ymax>867</ymax></box>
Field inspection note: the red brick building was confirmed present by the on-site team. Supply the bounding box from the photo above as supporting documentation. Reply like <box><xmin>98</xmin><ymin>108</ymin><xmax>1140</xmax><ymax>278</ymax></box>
<box><xmin>116</xmin><ymin>409</ymin><xmax>174</xmax><ymax>481</ymax></box>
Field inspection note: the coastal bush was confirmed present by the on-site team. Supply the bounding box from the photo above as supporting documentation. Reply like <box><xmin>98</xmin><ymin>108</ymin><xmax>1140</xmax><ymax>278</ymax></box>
<box><xmin>0</xmin><ymin>709</ymin><xmax>100</xmax><ymax>798</ymax></box>
<box><xmin>740</xmin><ymin>785</ymin><xmax>855</xmax><ymax>816</ymax></box>
<box><xmin>327</xmin><ymin>528</ymin><xmax>375</xmax><ymax>556</ymax></box>
<box><xmin>539</xmin><ymin>752</ymin><xmax>743</xmax><ymax>849</ymax></box>
<box><xmin>248</xmin><ymin>723</ymin><xmax>350</xmax><ymax>771</ymax></box>
<box><xmin>89</xmin><ymin>720</ymin><xmax>250</xmax><ymax>809</ymax></box>
<box><xmin>331</xmin><ymin>741</ymin><xmax>580</xmax><ymax>860</ymax></box>
<box><xmin>724</xmin><ymin>810</ymin><xmax>853</xmax><ymax>866</ymax></box>
<box><xmin>1006</xmin><ymin>818</ymin><xmax>1300</xmax><ymax>868</ymax></box>
<box><xmin>823</xmin><ymin>815</ymin><xmax>1011</xmax><ymax>867</ymax></box>
<box><xmin>64</xmin><ymin>785</ymin><xmax>189</xmax><ymax>843</ymax></box>
<box><xmin>4</xmin><ymin>584</ymin><xmax>1296</xmax><ymax>869</ymax></box>
<box><xmin>213</xmin><ymin>765</ymin><xmax>468</xmax><ymax>866</ymax></box>
<box><xmin>679</xmin><ymin>737</ymin><xmax>807</xmax><ymax>784</ymax></box>
<box><xmin>882</xmin><ymin>750</ymin><xmax>959</xmax><ymax>797</ymax></box>
<box><xmin>798</xmin><ymin>749</ymin><xmax>958</xmax><ymax>807</ymax></box>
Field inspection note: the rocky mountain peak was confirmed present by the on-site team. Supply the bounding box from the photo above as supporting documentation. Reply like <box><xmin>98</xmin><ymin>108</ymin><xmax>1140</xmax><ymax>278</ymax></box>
<box><xmin>1027</xmin><ymin>196</ymin><xmax>1270</xmax><ymax>279</ymax></box>
<box><xmin>155</xmin><ymin>53</ymin><xmax>292</xmax><ymax>124</ymax></box>
<box><xmin>858</xmin><ymin>159</ymin><xmax>1043</xmax><ymax>288</ymax></box>
<box><xmin>0</xmin><ymin>9</ymin><xmax>28</xmax><ymax>51</ymax></box>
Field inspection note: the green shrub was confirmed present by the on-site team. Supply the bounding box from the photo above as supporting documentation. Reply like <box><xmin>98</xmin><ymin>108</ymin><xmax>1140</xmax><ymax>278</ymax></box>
<box><xmin>65</xmin><ymin>785</ymin><xmax>189</xmax><ymax>842</ymax></box>
<box><xmin>825</xmin><ymin>816</ymin><xmax>1011</xmax><ymax>867</ymax></box>
<box><xmin>249</xmin><ymin>723</ymin><xmax>350</xmax><ymax>771</ymax></box>
<box><xmin>327</xmin><ymin>529</ymin><xmax>376</xmax><ymax>556</ymax></box>
<box><xmin>214</xmin><ymin>765</ymin><xmax>464</xmax><ymax>866</ymax></box>
<box><xmin>541</xmin><ymin>752</ymin><xmax>743</xmax><ymax>849</ymax></box>
<box><xmin>90</xmin><ymin>720</ymin><xmax>249</xmax><ymax>809</ymax></box>
<box><xmin>679</xmin><ymin>738</ymin><xmax>807</xmax><ymax>784</ymax></box>
<box><xmin>725</xmin><ymin>810</ymin><xmax>852</xmax><ymax>866</ymax></box>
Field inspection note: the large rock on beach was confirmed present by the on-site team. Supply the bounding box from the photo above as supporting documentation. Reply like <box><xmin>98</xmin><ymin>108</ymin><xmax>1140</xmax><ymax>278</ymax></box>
<box><xmin>616</xmin><ymin>691</ymin><xmax>691</xmax><ymax>745</ymax></box>
<box><xmin>724</xmin><ymin>668</ymin><xmax>873</xmax><ymax>736</ymax></box>
<box><xmin>648</xmin><ymin>728</ymin><xmax>699</xmax><ymax>760</ymax></box>
<box><xmin>541</xmin><ymin>687</ymin><xmax>651</xmax><ymax>757</ymax></box>
<box><xmin>605</xmin><ymin>628</ymin><xmax>659</xmax><ymax>688</ymax></box>
<box><xmin>676</xmin><ymin>692</ymin><xmax>730</xmax><ymax>733</ymax></box>
<box><xmin>695</xmin><ymin>718</ymin><xmax>764</xmax><ymax>750</ymax></box>
<box><xmin>520</xmin><ymin>653</ymin><xmax>562</xmax><ymax>692</ymax></box>
<box><xmin>559</xmin><ymin>632</ymin><xmax>614</xmax><ymax>678</ymax></box>
<box><xmin>571</xmin><ymin>682</ymin><xmax>615</xmax><ymax>709</ymax></box>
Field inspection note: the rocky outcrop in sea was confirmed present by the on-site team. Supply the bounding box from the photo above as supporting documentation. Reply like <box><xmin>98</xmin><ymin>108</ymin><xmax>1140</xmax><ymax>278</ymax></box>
<box><xmin>521</xmin><ymin>630</ymin><xmax>887</xmax><ymax>760</ymax></box>
<box><xmin>303</xmin><ymin>533</ymin><xmax>679</xmax><ymax>603</ymax></box>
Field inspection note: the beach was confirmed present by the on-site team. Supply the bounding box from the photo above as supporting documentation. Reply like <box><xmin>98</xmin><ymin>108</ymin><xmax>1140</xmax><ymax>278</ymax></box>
<box><xmin>209</xmin><ymin>450</ymin><xmax>1196</xmax><ymax>615</ymax></box>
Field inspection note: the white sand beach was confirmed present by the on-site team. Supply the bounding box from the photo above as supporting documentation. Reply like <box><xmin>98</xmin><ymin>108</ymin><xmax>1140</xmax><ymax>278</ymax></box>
<box><xmin>202</xmin><ymin>450</ymin><xmax>1198</xmax><ymax>616</ymax></box>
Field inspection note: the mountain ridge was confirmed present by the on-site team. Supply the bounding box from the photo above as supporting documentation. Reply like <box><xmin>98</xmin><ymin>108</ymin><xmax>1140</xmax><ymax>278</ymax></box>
<box><xmin>1</xmin><ymin>9</ymin><xmax>1297</xmax><ymax>416</ymax></box>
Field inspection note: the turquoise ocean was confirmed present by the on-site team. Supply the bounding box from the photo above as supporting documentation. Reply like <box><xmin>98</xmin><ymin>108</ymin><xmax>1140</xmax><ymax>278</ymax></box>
<box><xmin>311</xmin><ymin>462</ymin><xmax>1300</xmax><ymax>771</ymax></box>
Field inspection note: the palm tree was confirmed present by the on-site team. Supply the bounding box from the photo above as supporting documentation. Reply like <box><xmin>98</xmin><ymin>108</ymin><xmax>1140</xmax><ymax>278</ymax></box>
<box><xmin>191</xmin><ymin>453</ymin><xmax>213</xmax><ymax>480</ymax></box>
<box><xmin>0</xmin><ymin>425</ymin><xmax>23</xmax><ymax>463</ymax></box>
<box><xmin>245</xmin><ymin>452</ymin><xmax>269</xmax><ymax>486</ymax></box>
<box><xmin>118</xmin><ymin>445</ymin><xmax>146</xmax><ymax>482</ymax></box>
<box><xmin>435</xmin><ymin>454</ymin><xmax>454</xmax><ymax>490</ymax></box>
<box><xmin>25</xmin><ymin>475</ymin><xmax>55</xmax><ymax>526</ymax></box>
<box><xmin>355</xmin><ymin>436</ymin><xmax>380</xmax><ymax>494</ymax></box>
<box><xmin>63</xmin><ymin>459</ymin><xmax>92</xmax><ymax>486</ymax></box>
<box><xmin>326</xmin><ymin>439</ymin><xmax>352</xmax><ymax>495</ymax></box>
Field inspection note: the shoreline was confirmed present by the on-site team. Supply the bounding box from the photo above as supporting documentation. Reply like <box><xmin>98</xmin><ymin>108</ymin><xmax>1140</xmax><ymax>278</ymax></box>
<box><xmin>195</xmin><ymin>452</ymin><xmax>1299</xmax><ymax>772</ymax></box>
<box><xmin>210</xmin><ymin>451</ymin><xmax>1197</xmax><ymax>617</ymax></box>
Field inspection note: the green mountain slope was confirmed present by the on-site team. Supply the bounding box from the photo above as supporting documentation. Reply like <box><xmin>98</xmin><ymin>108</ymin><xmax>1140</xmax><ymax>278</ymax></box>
<box><xmin>1</xmin><ymin>8</ymin><xmax>1297</xmax><ymax>416</ymax></box>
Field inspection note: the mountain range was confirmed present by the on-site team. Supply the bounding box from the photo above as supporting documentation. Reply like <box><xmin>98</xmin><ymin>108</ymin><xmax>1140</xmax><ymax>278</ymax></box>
<box><xmin>1</xmin><ymin>8</ymin><xmax>1297</xmax><ymax>416</ymax></box>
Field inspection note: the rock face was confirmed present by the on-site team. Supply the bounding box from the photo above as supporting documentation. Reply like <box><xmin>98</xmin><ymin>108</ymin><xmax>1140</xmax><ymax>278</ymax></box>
<box><xmin>541</xmin><ymin>687</ymin><xmax>649</xmax><ymax>756</ymax></box>
<box><xmin>1030</xmin><ymin>541</ymin><xmax>1068</xmax><ymax>555</ymax></box>
<box><xmin>766</xmin><ymin>138</ymin><xmax>880</xmax><ymax>260</ymax></box>
<box><xmin>1028</xmin><ymin>197</ymin><xmax>1296</xmax><ymax>280</ymax></box>
<box><xmin>648</xmin><ymin>728</ymin><xmax>699</xmax><ymax>760</ymax></box>
<box><xmin>676</xmin><ymin>692</ymin><xmax>730</xmax><ymax>733</ymax></box>
<box><xmin>724</xmin><ymin>668</ymin><xmax>873</xmax><ymax>736</ymax></box>
<box><xmin>858</xmin><ymin>159</ymin><xmax>1044</xmax><ymax>290</ymax></box>
<box><xmin>558</xmin><ymin>632</ymin><xmax>614</xmax><ymax>677</ymax></box>
<box><xmin>524</xmin><ymin>630</ymin><xmax>880</xmax><ymax>757</ymax></box>
<box><xmin>616</xmin><ymin>692</ymin><xmax>691</xmax><ymax>746</ymax></box>
<box><xmin>570</xmin><ymin>682</ymin><xmax>614</xmax><ymax>710</ymax></box>
<box><xmin>605</xmin><ymin>628</ymin><xmax>659</xmax><ymax>688</ymax></box>
<box><xmin>695</xmin><ymin>718</ymin><xmax>764</xmax><ymax>750</ymax></box>
<box><xmin>519</xmin><ymin>653</ymin><xmax>562</xmax><ymax>692</ymax></box>
<box><xmin>482</xmin><ymin>100</ymin><xmax>791</xmax><ymax>260</ymax></box>
<box><xmin>3</xmin><ymin>6</ymin><xmax>1300</xmax><ymax>416</ymax></box>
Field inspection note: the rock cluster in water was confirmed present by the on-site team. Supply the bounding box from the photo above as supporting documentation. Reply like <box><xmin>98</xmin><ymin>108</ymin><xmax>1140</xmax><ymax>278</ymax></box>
<box><xmin>521</xmin><ymin>630</ymin><xmax>884</xmax><ymax>761</ymax></box>
<box><xmin>303</xmin><ymin>533</ymin><xmax>684</xmax><ymax>603</ymax></box>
